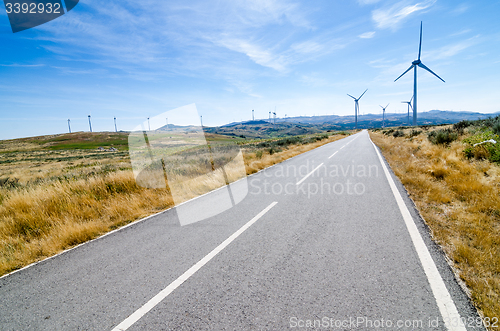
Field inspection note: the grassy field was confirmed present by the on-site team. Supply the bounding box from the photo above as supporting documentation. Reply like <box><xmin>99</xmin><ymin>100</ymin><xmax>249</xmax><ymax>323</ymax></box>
<box><xmin>370</xmin><ymin>119</ymin><xmax>500</xmax><ymax>327</ymax></box>
<box><xmin>0</xmin><ymin>130</ymin><xmax>349</xmax><ymax>276</ymax></box>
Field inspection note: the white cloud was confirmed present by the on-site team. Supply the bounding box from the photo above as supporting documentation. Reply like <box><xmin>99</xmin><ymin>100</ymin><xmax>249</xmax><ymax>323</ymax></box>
<box><xmin>30</xmin><ymin>0</ymin><xmax>324</xmax><ymax>94</ymax></box>
<box><xmin>372</xmin><ymin>0</ymin><xmax>437</xmax><ymax>30</ymax></box>
<box><xmin>215</xmin><ymin>37</ymin><xmax>287</xmax><ymax>72</ymax></box>
<box><xmin>357</xmin><ymin>0</ymin><xmax>382</xmax><ymax>5</ymax></box>
<box><xmin>424</xmin><ymin>36</ymin><xmax>479</xmax><ymax>61</ymax></box>
<box><xmin>452</xmin><ymin>3</ymin><xmax>469</xmax><ymax>15</ymax></box>
<box><xmin>0</xmin><ymin>63</ymin><xmax>45</xmax><ymax>67</ymax></box>
<box><xmin>359</xmin><ymin>31</ymin><xmax>376</xmax><ymax>39</ymax></box>
<box><xmin>290</xmin><ymin>41</ymin><xmax>324</xmax><ymax>54</ymax></box>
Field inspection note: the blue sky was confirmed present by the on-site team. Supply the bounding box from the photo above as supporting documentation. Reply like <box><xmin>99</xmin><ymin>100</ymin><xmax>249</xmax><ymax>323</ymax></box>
<box><xmin>0</xmin><ymin>0</ymin><xmax>499</xmax><ymax>139</ymax></box>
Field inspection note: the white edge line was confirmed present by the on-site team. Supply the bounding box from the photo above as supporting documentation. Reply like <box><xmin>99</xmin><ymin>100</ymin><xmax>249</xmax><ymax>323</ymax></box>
<box><xmin>111</xmin><ymin>201</ymin><xmax>278</xmax><ymax>331</ymax></box>
<box><xmin>0</xmin><ymin>133</ymin><xmax>356</xmax><ymax>280</ymax></box>
<box><xmin>296</xmin><ymin>163</ymin><xmax>324</xmax><ymax>185</ymax></box>
<box><xmin>369</xmin><ymin>136</ymin><xmax>466</xmax><ymax>331</ymax></box>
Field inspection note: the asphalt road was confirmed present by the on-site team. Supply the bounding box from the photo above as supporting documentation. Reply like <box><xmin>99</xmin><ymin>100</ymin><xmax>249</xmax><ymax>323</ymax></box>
<box><xmin>0</xmin><ymin>131</ymin><xmax>486</xmax><ymax>330</ymax></box>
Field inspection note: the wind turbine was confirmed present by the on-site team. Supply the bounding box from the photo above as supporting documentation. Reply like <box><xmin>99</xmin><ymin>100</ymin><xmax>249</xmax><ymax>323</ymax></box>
<box><xmin>347</xmin><ymin>89</ymin><xmax>368</xmax><ymax>130</ymax></box>
<box><xmin>380</xmin><ymin>103</ymin><xmax>389</xmax><ymax>128</ymax></box>
<box><xmin>88</xmin><ymin>115</ymin><xmax>92</xmax><ymax>132</ymax></box>
<box><xmin>402</xmin><ymin>96</ymin><xmax>414</xmax><ymax>126</ymax></box>
<box><xmin>395</xmin><ymin>22</ymin><xmax>445</xmax><ymax>126</ymax></box>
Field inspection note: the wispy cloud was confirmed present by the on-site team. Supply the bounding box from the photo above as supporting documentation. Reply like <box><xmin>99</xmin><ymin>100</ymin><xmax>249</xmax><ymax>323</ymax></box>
<box><xmin>372</xmin><ymin>0</ymin><xmax>437</xmax><ymax>30</ymax></box>
<box><xmin>357</xmin><ymin>0</ymin><xmax>382</xmax><ymax>5</ymax></box>
<box><xmin>31</xmin><ymin>0</ymin><xmax>330</xmax><ymax>95</ymax></box>
<box><xmin>0</xmin><ymin>63</ymin><xmax>45</xmax><ymax>67</ymax></box>
<box><xmin>424</xmin><ymin>36</ymin><xmax>479</xmax><ymax>61</ymax></box>
<box><xmin>452</xmin><ymin>3</ymin><xmax>469</xmax><ymax>15</ymax></box>
<box><xmin>359</xmin><ymin>31</ymin><xmax>376</xmax><ymax>39</ymax></box>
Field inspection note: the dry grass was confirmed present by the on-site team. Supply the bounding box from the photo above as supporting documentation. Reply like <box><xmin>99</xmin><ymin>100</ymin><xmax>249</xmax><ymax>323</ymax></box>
<box><xmin>0</xmin><ymin>132</ymin><xmax>348</xmax><ymax>276</ymax></box>
<box><xmin>370</xmin><ymin>130</ymin><xmax>500</xmax><ymax>325</ymax></box>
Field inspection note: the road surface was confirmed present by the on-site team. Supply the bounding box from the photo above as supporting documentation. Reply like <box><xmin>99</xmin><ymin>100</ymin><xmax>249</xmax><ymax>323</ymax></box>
<box><xmin>0</xmin><ymin>131</ymin><xmax>485</xmax><ymax>330</ymax></box>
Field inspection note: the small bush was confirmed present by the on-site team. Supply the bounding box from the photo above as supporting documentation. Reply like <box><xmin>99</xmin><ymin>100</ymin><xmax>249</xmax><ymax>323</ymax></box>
<box><xmin>453</xmin><ymin>120</ymin><xmax>473</xmax><ymax>131</ymax></box>
<box><xmin>269</xmin><ymin>147</ymin><xmax>282</xmax><ymax>155</ymax></box>
<box><xmin>256</xmin><ymin>150</ymin><xmax>263</xmax><ymax>159</ymax></box>
<box><xmin>393</xmin><ymin>130</ymin><xmax>405</xmax><ymax>138</ymax></box>
<box><xmin>383</xmin><ymin>129</ymin><xmax>395</xmax><ymax>136</ymax></box>
<box><xmin>408</xmin><ymin>130</ymin><xmax>421</xmax><ymax>138</ymax></box>
<box><xmin>463</xmin><ymin>131</ymin><xmax>500</xmax><ymax>163</ymax></box>
<box><xmin>493</xmin><ymin>121</ymin><xmax>500</xmax><ymax>135</ymax></box>
<box><xmin>427</xmin><ymin>129</ymin><xmax>458</xmax><ymax>145</ymax></box>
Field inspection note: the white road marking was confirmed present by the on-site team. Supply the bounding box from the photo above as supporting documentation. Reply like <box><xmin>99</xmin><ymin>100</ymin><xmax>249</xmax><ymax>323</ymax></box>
<box><xmin>111</xmin><ymin>202</ymin><xmax>278</xmax><ymax>331</ymax></box>
<box><xmin>328</xmin><ymin>151</ymin><xmax>338</xmax><ymax>159</ymax></box>
<box><xmin>296</xmin><ymin>163</ymin><xmax>324</xmax><ymax>185</ymax></box>
<box><xmin>370</xmin><ymin>137</ymin><xmax>466</xmax><ymax>331</ymax></box>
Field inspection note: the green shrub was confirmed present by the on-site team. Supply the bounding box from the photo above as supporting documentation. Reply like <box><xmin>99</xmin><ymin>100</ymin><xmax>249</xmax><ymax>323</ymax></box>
<box><xmin>393</xmin><ymin>130</ymin><xmax>405</xmax><ymax>138</ymax></box>
<box><xmin>493</xmin><ymin>121</ymin><xmax>500</xmax><ymax>135</ymax></box>
<box><xmin>462</xmin><ymin>131</ymin><xmax>500</xmax><ymax>162</ymax></box>
<box><xmin>427</xmin><ymin>128</ymin><xmax>458</xmax><ymax>145</ymax></box>
<box><xmin>383</xmin><ymin>129</ymin><xmax>395</xmax><ymax>136</ymax></box>
<box><xmin>408</xmin><ymin>130</ymin><xmax>422</xmax><ymax>138</ymax></box>
<box><xmin>453</xmin><ymin>120</ymin><xmax>473</xmax><ymax>131</ymax></box>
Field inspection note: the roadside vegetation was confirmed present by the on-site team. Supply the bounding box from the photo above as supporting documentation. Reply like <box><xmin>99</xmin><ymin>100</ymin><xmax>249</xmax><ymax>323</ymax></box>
<box><xmin>371</xmin><ymin>115</ymin><xmax>500</xmax><ymax>326</ymax></box>
<box><xmin>0</xmin><ymin>130</ymin><xmax>348</xmax><ymax>276</ymax></box>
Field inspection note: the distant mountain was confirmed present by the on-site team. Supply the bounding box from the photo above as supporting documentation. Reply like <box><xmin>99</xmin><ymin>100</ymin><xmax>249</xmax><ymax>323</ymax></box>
<box><xmin>269</xmin><ymin>110</ymin><xmax>500</xmax><ymax>129</ymax></box>
<box><xmin>204</xmin><ymin>121</ymin><xmax>325</xmax><ymax>139</ymax></box>
<box><xmin>155</xmin><ymin>110</ymin><xmax>499</xmax><ymax>137</ymax></box>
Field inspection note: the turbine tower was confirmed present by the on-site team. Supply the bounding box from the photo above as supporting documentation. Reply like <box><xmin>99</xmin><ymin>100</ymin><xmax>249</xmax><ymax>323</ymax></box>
<box><xmin>68</xmin><ymin>119</ymin><xmax>71</xmax><ymax>133</ymax></box>
<box><xmin>380</xmin><ymin>103</ymin><xmax>389</xmax><ymax>128</ymax></box>
<box><xmin>395</xmin><ymin>22</ymin><xmax>445</xmax><ymax>126</ymax></box>
<box><xmin>347</xmin><ymin>89</ymin><xmax>367</xmax><ymax>130</ymax></box>
<box><xmin>88</xmin><ymin>115</ymin><xmax>92</xmax><ymax>132</ymax></box>
<box><xmin>114</xmin><ymin>117</ymin><xmax>117</xmax><ymax>132</ymax></box>
<box><xmin>252</xmin><ymin>109</ymin><xmax>254</xmax><ymax>121</ymax></box>
<box><xmin>402</xmin><ymin>96</ymin><xmax>414</xmax><ymax>126</ymax></box>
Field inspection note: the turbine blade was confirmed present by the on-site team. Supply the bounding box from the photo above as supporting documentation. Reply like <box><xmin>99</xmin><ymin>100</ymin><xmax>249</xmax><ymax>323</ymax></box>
<box><xmin>358</xmin><ymin>89</ymin><xmax>368</xmax><ymax>100</ymax></box>
<box><xmin>394</xmin><ymin>64</ymin><xmax>415</xmax><ymax>82</ymax></box>
<box><xmin>418</xmin><ymin>21</ymin><xmax>423</xmax><ymax>60</ymax></box>
<box><xmin>418</xmin><ymin>62</ymin><xmax>445</xmax><ymax>82</ymax></box>
<box><xmin>386</xmin><ymin>103</ymin><xmax>390</xmax><ymax>109</ymax></box>
<box><xmin>347</xmin><ymin>94</ymin><xmax>356</xmax><ymax>99</ymax></box>
<box><xmin>380</xmin><ymin>105</ymin><xmax>384</xmax><ymax>109</ymax></box>
<box><xmin>410</xmin><ymin>95</ymin><xmax>414</xmax><ymax>102</ymax></box>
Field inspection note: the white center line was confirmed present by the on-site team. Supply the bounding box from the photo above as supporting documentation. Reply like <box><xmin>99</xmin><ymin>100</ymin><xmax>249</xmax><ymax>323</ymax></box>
<box><xmin>296</xmin><ymin>163</ymin><xmax>324</xmax><ymax>185</ymax></box>
<box><xmin>370</xmin><ymin>138</ymin><xmax>466</xmax><ymax>331</ymax></box>
<box><xmin>328</xmin><ymin>151</ymin><xmax>338</xmax><ymax>159</ymax></box>
<box><xmin>111</xmin><ymin>202</ymin><xmax>278</xmax><ymax>331</ymax></box>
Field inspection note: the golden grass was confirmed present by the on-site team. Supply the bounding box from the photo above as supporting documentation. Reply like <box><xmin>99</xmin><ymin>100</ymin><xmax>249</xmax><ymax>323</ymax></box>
<box><xmin>370</xmin><ymin>130</ymin><xmax>500</xmax><ymax>325</ymax></box>
<box><xmin>0</xmin><ymin>133</ymin><xmax>348</xmax><ymax>276</ymax></box>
